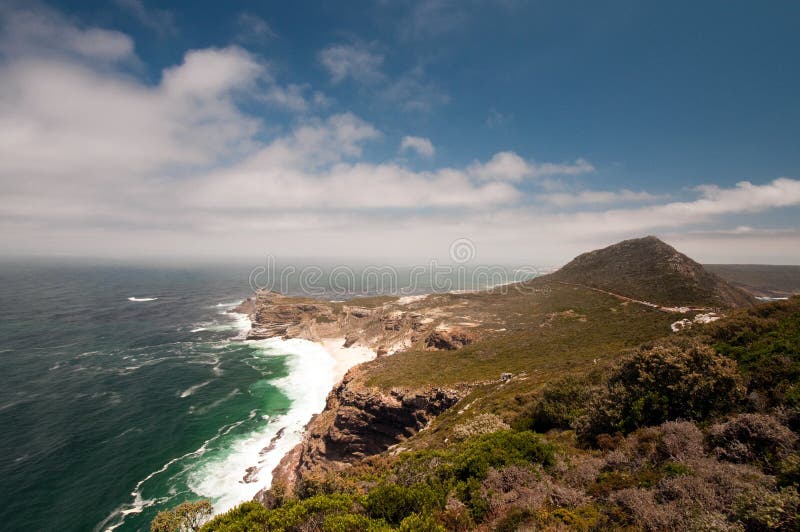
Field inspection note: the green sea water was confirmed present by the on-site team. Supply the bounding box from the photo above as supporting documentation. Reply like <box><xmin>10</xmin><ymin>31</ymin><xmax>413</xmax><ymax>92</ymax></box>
<box><xmin>0</xmin><ymin>262</ymin><xmax>319</xmax><ymax>531</ymax></box>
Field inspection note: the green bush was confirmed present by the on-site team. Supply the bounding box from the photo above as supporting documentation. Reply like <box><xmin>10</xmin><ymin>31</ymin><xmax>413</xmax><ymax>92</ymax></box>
<box><xmin>526</xmin><ymin>377</ymin><xmax>592</xmax><ymax>432</ymax></box>
<box><xmin>577</xmin><ymin>339</ymin><xmax>745</xmax><ymax>444</ymax></box>
<box><xmin>152</xmin><ymin>500</ymin><xmax>213</xmax><ymax>532</ymax></box>
<box><xmin>734</xmin><ymin>486</ymin><xmax>800</xmax><ymax>530</ymax></box>
<box><xmin>322</xmin><ymin>513</ymin><xmax>391</xmax><ymax>532</ymax></box>
<box><xmin>364</xmin><ymin>483</ymin><xmax>442</xmax><ymax>525</ymax></box>
<box><xmin>494</xmin><ymin>507</ymin><xmax>535</xmax><ymax>532</ymax></box>
<box><xmin>200</xmin><ymin>494</ymin><xmax>358</xmax><ymax>532</ymax></box>
<box><xmin>455</xmin><ymin>477</ymin><xmax>489</xmax><ymax>521</ymax></box>
<box><xmin>711</xmin><ymin>303</ymin><xmax>800</xmax><ymax>408</ymax></box>
<box><xmin>452</xmin><ymin>430</ymin><xmax>554</xmax><ymax>481</ymax></box>
<box><xmin>198</xmin><ymin>501</ymin><xmax>268</xmax><ymax>532</ymax></box>
<box><xmin>398</xmin><ymin>512</ymin><xmax>446</xmax><ymax>531</ymax></box>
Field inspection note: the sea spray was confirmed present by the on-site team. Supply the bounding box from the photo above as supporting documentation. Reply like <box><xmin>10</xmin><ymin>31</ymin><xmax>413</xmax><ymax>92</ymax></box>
<box><xmin>187</xmin><ymin>338</ymin><xmax>343</xmax><ymax>512</ymax></box>
<box><xmin>97</xmin><ymin>312</ymin><xmax>375</xmax><ymax>530</ymax></box>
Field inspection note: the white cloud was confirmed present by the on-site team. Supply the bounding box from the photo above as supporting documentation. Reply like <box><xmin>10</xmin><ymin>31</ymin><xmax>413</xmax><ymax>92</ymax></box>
<box><xmin>467</xmin><ymin>152</ymin><xmax>594</xmax><ymax>182</ymax></box>
<box><xmin>161</xmin><ymin>47</ymin><xmax>263</xmax><ymax>98</ymax></box>
<box><xmin>521</xmin><ymin>178</ymin><xmax>800</xmax><ymax>242</ymax></box>
<box><xmin>114</xmin><ymin>0</ymin><xmax>177</xmax><ymax>36</ymax></box>
<box><xmin>400</xmin><ymin>136</ymin><xmax>435</xmax><ymax>157</ymax></box>
<box><xmin>0</xmin><ymin>3</ymin><xmax>135</xmax><ymax>62</ymax></box>
<box><xmin>318</xmin><ymin>43</ymin><xmax>384</xmax><ymax>85</ymax></box>
<box><xmin>538</xmin><ymin>189</ymin><xmax>660</xmax><ymax>207</ymax></box>
<box><xmin>183</xmin><ymin>116</ymin><xmax>519</xmax><ymax>211</ymax></box>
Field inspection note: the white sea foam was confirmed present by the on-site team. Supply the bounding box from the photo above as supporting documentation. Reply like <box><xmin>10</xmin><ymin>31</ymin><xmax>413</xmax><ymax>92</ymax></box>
<box><xmin>96</xmin><ymin>417</ymin><xmax>252</xmax><ymax>531</ymax></box>
<box><xmin>98</xmin><ymin>300</ymin><xmax>375</xmax><ymax>529</ymax></box>
<box><xmin>227</xmin><ymin>312</ymin><xmax>252</xmax><ymax>340</ymax></box>
<box><xmin>186</xmin><ymin>337</ymin><xmax>375</xmax><ymax>515</ymax></box>
<box><xmin>179</xmin><ymin>380</ymin><xmax>212</xmax><ymax>398</ymax></box>
<box><xmin>128</xmin><ymin>297</ymin><xmax>158</xmax><ymax>302</ymax></box>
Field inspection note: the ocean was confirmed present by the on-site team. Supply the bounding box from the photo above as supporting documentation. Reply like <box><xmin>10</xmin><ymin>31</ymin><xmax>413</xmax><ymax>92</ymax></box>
<box><xmin>0</xmin><ymin>261</ymin><xmax>352</xmax><ymax>531</ymax></box>
<box><xmin>0</xmin><ymin>260</ymin><xmax>532</xmax><ymax>531</ymax></box>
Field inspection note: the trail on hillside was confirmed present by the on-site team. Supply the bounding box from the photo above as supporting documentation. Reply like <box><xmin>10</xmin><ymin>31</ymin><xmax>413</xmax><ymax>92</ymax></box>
<box><xmin>553</xmin><ymin>281</ymin><xmax>714</xmax><ymax>313</ymax></box>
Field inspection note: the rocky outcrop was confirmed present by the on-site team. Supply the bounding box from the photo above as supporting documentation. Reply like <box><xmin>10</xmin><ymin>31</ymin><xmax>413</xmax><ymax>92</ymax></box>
<box><xmin>424</xmin><ymin>328</ymin><xmax>476</xmax><ymax>350</ymax></box>
<box><xmin>241</xmin><ymin>290</ymin><xmax>485</xmax><ymax>355</ymax></box>
<box><xmin>268</xmin><ymin>369</ymin><xmax>464</xmax><ymax>494</ymax></box>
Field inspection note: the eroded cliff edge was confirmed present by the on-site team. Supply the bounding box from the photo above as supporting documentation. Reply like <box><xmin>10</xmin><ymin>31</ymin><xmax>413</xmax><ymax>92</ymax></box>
<box><xmin>234</xmin><ymin>290</ymin><xmax>481</xmax><ymax>499</ymax></box>
<box><xmin>264</xmin><ymin>368</ymin><xmax>464</xmax><ymax>497</ymax></box>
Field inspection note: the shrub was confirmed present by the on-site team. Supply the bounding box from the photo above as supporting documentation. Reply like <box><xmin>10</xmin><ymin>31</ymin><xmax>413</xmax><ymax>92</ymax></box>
<box><xmin>711</xmin><ymin>302</ymin><xmax>800</xmax><ymax>408</ymax></box>
<box><xmin>733</xmin><ymin>486</ymin><xmax>800</xmax><ymax>530</ymax></box>
<box><xmin>364</xmin><ymin>483</ymin><xmax>442</xmax><ymax>525</ymax></box>
<box><xmin>322</xmin><ymin>513</ymin><xmax>391</xmax><ymax>532</ymax></box>
<box><xmin>452</xmin><ymin>430</ymin><xmax>554</xmax><ymax>481</ymax></box>
<box><xmin>439</xmin><ymin>496</ymin><xmax>473</xmax><ymax>531</ymax></box>
<box><xmin>526</xmin><ymin>377</ymin><xmax>592</xmax><ymax>432</ymax></box>
<box><xmin>398</xmin><ymin>512</ymin><xmax>446</xmax><ymax>532</ymax></box>
<box><xmin>493</xmin><ymin>507</ymin><xmax>536</xmax><ymax>532</ymax></box>
<box><xmin>708</xmin><ymin>413</ymin><xmax>797</xmax><ymax>473</ymax></box>
<box><xmin>549</xmin><ymin>505</ymin><xmax>600</xmax><ymax>531</ymax></box>
<box><xmin>200</xmin><ymin>494</ymin><xmax>358</xmax><ymax>532</ymax></box>
<box><xmin>577</xmin><ymin>339</ymin><xmax>745</xmax><ymax>444</ymax></box>
<box><xmin>479</xmin><ymin>465</ymin><xmax>548</xmax><ymax>517</ymax></box>
<box><xmin>152</xmin><ymin>500</ymin><xmax>213</xmax><ymax>532</ymax></box>
<box><xmin>452</xmin><ymin>413</ymin><xmax>509</xmax><ymax>441</ymax></box>
<box><xmin>658</xmin><ymin>421</ymin><xmax>705</xmax><ymax>462</ymax></box>
<box><xmin>198</xmin><ymin>501</ymin><xmax>267</xmax><ymax>532</ymax></box>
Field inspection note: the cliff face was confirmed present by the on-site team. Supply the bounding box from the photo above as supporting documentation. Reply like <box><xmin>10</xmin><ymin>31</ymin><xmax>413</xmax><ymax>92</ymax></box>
<box><xmin>263</xmin><ymin>368</ymin><xmax>463</xmax><ymax>496</ymax></box>
<box><xmin>236</xmin><ymin>290</ymin><xmax>486</xmax><ymax>500</ymax></box>
<box><xmin>237</xmin><ymin>290</ymin><xmax>483</xmax><ymax>354</ymax></box>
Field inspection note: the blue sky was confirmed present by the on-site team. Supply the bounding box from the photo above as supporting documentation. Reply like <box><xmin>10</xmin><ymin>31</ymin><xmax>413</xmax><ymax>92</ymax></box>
<box><xmin>1</xmin><ymin>0</ymin><xmax>799</xmax><ymax>264</ymax></box>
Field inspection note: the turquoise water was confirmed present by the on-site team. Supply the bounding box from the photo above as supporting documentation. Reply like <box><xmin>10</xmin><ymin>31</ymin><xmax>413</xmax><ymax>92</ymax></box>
<box><xmin>0</xmin><ymin>262</ymin><xmax>301</xmax><ymax>531</ymax></box>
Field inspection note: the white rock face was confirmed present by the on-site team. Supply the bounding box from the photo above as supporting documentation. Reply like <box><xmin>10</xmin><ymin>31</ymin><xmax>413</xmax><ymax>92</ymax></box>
<box><xmin>671</xmin><ymin>312</ymin><xmax>721</xmax><ymax>332</ymax></box>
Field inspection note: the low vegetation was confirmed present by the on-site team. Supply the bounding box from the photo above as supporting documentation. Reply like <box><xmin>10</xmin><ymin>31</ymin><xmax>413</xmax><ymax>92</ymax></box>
<box><xmin>154</xmin><ymin>297</ymin><xmax>800</xmax><ymax>531</ymax></box>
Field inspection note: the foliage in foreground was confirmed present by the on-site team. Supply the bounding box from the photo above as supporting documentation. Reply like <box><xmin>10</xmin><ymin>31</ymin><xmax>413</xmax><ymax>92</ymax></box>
<box><xmin>151</xmin><ymin>500</ymin><xmax>213</xmax><ymax>532</ymax></box>
<box><xmin>576</xmin><ymin>338</ymin><xmax>745</xmax><ymax>444</ymax></box>
<box><xmin>197</xmin><ymin>431</ymin><xmax>553</xmax><ymax>531</ymax></box>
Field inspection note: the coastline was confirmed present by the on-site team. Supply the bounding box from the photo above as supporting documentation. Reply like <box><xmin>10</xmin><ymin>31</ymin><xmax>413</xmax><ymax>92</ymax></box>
<box><xmin>217</xmin><ymin>305</ymin><xmax>376</xmax><ymax>512</ymax></box>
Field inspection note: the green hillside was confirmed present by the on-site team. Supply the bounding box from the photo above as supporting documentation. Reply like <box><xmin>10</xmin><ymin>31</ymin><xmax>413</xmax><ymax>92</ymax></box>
<box><xmin>547</xmin><ymin>236</ymin><xmax>755</xmax><ymax>308</ymax></box>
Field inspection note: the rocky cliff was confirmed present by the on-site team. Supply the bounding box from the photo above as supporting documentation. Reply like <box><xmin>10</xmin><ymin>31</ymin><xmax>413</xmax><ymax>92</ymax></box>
<box><xmin>236</xmin><ymin>290</ymin><xmax>483</xmax><ymax>354</ymax></box>
<box><xmin>261</xmin><ymin>367</ymin><xmax>464</xmax><ymax>497</ymax></box>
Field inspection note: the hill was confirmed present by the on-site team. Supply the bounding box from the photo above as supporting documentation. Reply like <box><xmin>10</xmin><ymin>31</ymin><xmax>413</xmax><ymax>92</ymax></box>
<box><xmin>705</xmin><ymin>264</ymin><xmax>800</xmax><ymax>298</ymax></box>
<box><xmin>546</xmin><ymin>236</ymin><xmax>755</xmax><ymax>308</ymax></box>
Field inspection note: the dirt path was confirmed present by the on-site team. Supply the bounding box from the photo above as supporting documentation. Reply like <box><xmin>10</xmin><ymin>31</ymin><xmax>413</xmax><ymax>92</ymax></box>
<box><xmin>553</xmin><ymin>281</ymin><xmax>713</xmax><ymax>313</ymax></box>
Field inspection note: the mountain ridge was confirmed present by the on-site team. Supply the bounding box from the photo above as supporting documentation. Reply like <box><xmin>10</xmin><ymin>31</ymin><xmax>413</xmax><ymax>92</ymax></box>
<box><xmin>545</xmin><ymin>235</ymin><xmax>755</xmax><ymax>308</ymax></box>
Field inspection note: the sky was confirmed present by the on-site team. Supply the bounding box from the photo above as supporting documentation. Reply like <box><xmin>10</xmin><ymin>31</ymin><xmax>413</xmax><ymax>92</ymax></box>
<box><xmin>1</xmin><ymin>0</ymin><xmax>799</xmax><ymax>265</ymax></box>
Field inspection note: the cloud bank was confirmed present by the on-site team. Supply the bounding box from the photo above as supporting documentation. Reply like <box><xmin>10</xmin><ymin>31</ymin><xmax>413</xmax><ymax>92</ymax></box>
<box><xmin>1</xmin><ymin>4</ymin><xmax>799</xmax><ymax>264</ymax></box>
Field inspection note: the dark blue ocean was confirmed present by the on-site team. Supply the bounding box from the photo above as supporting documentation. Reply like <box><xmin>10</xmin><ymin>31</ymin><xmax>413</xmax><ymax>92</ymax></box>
<box><xmin>0</xmin><ymin>261</ymin><xmax>308</xmax><ymax>531</ymax></box>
